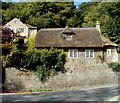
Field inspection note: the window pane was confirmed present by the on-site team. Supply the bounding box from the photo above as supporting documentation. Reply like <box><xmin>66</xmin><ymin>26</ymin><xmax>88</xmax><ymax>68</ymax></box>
<box><xmin>107</xmin><ymin>49</ymin><xmax>111</xmax><ymax>56</ymax></box>
<box><xmin>108</xmin><ymin>50</ymin><xmax>110</xmax><ymax>56</ymax></box>
<box><xmin>90</xmin><ymin>50</ymin><xmax>93</xmax><ymax>57</ymax></box>
<box><xmin>74</xmin><ymin>50</ymin><xmax>78</xmax><ymax>58</ymax></box>
<box><xmin>70</xmin><ymin>50</ymin><xmax>73</xmax><ymax>58</ymax></box>
<box><xmin>18</xmin><ymin>28</ymin><xmax>24</xmax><ymax>32</ymax></box>
<box><xmin>86</xmin><ymin>50</ymin><xmax>89</xmax><ymax>57</ymax></box>
<box><xmin>64</xmin><ymin>34</ymin><xmax>72</xmax><ymax>38</ymax></box>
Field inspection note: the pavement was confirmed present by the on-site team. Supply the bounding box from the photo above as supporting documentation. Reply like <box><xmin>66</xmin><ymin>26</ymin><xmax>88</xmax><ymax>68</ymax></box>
<box><xmin>108</xmin><ymin>96</ymin><xmax>119</xmax><ymax>101</ymax></box>
<box><xmin>1</xmin><ymin>83</ymin><xmax>119</xmax><ymax>102</ymax></box>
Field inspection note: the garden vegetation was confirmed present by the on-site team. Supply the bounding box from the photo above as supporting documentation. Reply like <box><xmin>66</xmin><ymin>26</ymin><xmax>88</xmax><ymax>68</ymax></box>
<box><xmin>3</xmin><ymin>37</ymin><xmax>66</xmax><ymax>82</ymax></box>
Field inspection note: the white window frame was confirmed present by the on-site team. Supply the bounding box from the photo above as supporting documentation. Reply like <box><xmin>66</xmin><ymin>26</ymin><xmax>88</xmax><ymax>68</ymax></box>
<box><xmin>68</xmin><ymin>49</ymin><xmax>78</xmax><ymax>58</ymax></box>
<box><xmin>85</xmin><ymin>49</ymin><xmax>94</xmax><ymax>58</ymax></box>
<box><xmin>18</xmin><ymin>28</ymin><xmax>24</xmax><ymax>32</ymax></box>
<box><xmin>107</xmin><ymin>49</ymin><xmax>112</xmax><ymax>57</ymax></box>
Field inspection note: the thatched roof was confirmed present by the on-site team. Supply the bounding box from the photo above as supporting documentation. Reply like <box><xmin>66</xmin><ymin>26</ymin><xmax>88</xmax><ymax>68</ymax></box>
<box><xmin>35</xmin><ymin>28</ymin><xmax>117</xmax><ymax>48</ymax></box>
<box><xmin>100</xmin><ymin>35</ymin><xmax>117</xmax><ymax>46</ymax></box>
<box><xmin>61</xmin><ymin>26</ymin><xmax>75</xmax><ymax>34</ymax></box>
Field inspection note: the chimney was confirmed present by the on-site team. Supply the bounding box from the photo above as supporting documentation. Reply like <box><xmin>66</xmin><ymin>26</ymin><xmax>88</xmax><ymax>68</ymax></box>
<box><xmin>96</xmin><ymin>21</ymin><xmax>100</xmax><ymax>30</ymax></box>
<box><xmin>96</xmin><ymin>21</ymin><xmax>101</xmax><ymax>33</ymax></box>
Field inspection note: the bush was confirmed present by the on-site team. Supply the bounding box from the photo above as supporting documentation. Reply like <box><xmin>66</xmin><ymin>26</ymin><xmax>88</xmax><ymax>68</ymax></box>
<box><xmin>2</xmin><ymin>44</ymin><xmax>12</xmax><ymax>56</ymax></box>
<box><xmin>26</xmin><ymin>36</ymin><xmax>35</xmax><ymax>52</ymax></box>
<box><xmin>21</xmin><ymin>50</ymin><xmax>42</xmax><ymax>70</ymax></box>
<box><xmin>107</xmin><ymin>62</ymin><xmax>120</xmax><ymax>72</ymax></box>
<box><xmin>12</xmin><ymin>37</ymin><xmax>27</xmax><ymax>53</ymax></box>
<box><xmin>6</xmin><ymin>52</ymin><xmax>25</xmax><ymax>69</ymax></box>
<box><xmin>5</xmin><ymin>36</ymin><xmax>66</xmax><ymax>81</ymax></box>
<box><xmin>5</xmin><ymin>37</ymin><xmax>27</xmax><ymax>69</ymax></box>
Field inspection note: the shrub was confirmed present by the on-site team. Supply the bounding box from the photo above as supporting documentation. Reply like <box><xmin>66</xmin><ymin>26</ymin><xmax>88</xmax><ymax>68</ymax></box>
<box><xmin>26</xmin><ymin>36</ymin><xmax>35</xmax><ymax>52</ymax></box>
<box><xmin>5</xmin><ymin>37</ymin><xmax>27</xmax><ymax>69</ymax></box>
<box><xmin>6</xmin><ymin>52</ymin><xmax>25</xmax><ymax>69</ymax></box>
<box><xmin>5</xmin><ymin>43</ymin><xmax>66</xmax><ymax>81</ymax></box>
<box><xmin>35</xmin><ymin>65</ymin><xmax>49</xmax><ymax>81</ymax></box>
<box><xmin>107</xmin><ymin>62</ymin><xmax>120</xmax><ymax>72</ymax></box>
<box><xmin>35</xmin><ymin>65</ymin><xmax>57</xmax><ymax>81</ymax></box>
<box><xmin>40</xmin><ymin>48</ymin><xmax>66</xmax><ymax>71</ymax></box>
<box><xmin>12</xmin><ymin>37</ymin><xmax>27</xmax><ymax>53</ymax></box>
<box><xmin>35</xmin><ymin>48</ymin><xmax>66</xmax><ymax>81</ymax></box>
<box><xmin>2</xmin><ymin>44</ymin><xmax>12</xmax><ymax>56</ymax></box>
<box><xmin>21</xmin><ymin>50</ymin><xmax>42</xmax><ymax>70</ymax></box>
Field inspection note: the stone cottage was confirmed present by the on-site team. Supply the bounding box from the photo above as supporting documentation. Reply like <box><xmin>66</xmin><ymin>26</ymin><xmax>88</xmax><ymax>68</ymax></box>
<box><xmin>4</xmin><ymin>18</ymin><xmax>37</xmax><ymax>41</ymax></box>
<box><xmin>35</xmin><ymin>22</ymin><xmax>118</xmax><ymax>63</ymax></box>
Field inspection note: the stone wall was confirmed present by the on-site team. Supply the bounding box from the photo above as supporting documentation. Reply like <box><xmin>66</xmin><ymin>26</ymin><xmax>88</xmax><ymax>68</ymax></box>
<box><xmin>65</xmin><ymin>48</ymin><xmax>103</xmax><ymax>63</ymax></box>
<box><xmin>104</xmin><ymin>47</ymin><xmax>118</xmax><ymax>63</ymax></box>
<box><xmin>3</xmin><ymin>62</ymin><xmax>118</xmax><ymax>92</ymax></box>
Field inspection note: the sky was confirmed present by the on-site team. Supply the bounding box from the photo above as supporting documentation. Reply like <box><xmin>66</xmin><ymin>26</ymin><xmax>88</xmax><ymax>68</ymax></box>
<box><xmin>74</xmin><ymin>0</ymin><xmax>90</xmax><ymax>8</ymax></box>
<box><xmin>3</xmin><ymin>0</ymin><xmax>90</xmax><ymax>8</ymax></box>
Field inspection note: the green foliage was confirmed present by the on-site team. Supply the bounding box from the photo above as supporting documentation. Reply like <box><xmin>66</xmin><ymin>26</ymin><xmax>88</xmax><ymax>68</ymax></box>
<box><xmin>35</xmin><ymin>65</ymin><xmax>50</xmax><ymax>81</ymax></box>
<box><xmin>35</xmin><ymin>48</ymin><xmax>66</xmax><ymax>81</ymax></box>
<box><xmin>6</xmin><ymin>52</ymin><xmax>25</xmax><ymax>69</ymax></box>
<box><xmin>12</xmin><ymin>37</ymin><xmax>27</xmax><ymax>53</ymax></box>
<box><xmin>117</xmin><ymin>44</ymin><xmax>120</xmax><ymax>53</ymax></box>
<box><xmin>79</xmin><ymin>2</ymin><xmax>120</xmax><ymax>44</ymax></box>
<box><xmin>107</xmin><ymin>62</ymin><xmax>120</xmax><ymax>72</ymax></box>
<box><xmin>2</xmin><ymin>44</ymin><xmax>12</xmax><ymax>56</ymax></box>
<box><xmin>97</xmin><ymin>55</ymin><xmax>104</xmax><ymax>63</ymax></box>
<box><xmin>26</xmin><ymin>36</ymin><xmax>35</xmax><ymax>52</ymax></box>
<box><xmin>2</xmin><ymin>2</ymin><xmax>81</xmax><ymax>29</ymax></box>
<box><xmin>6</xmin><ymin>45</ymin><xmax>66</xmax><ymax>81</ymax></box>
<box><xmin>19</xmin><ymin>88</ymin><xmax>52</xmax><ymax>93</ymax></box>
<box><xmin>5</xmin><ymin>37</ymin><xmax>27</xmax><ymax>69</ymax></box>
<box><xmin>21</xmin><ymin>50</ymin><xmax>42</xmax><ymax>70</ymax></box>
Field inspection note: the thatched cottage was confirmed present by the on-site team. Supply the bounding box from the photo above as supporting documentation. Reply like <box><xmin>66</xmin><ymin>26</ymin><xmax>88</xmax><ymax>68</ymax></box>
<box><xmin>35</xmin><ymin>22</ymin><xmax>118</xmax><ymax>63</ymax></box>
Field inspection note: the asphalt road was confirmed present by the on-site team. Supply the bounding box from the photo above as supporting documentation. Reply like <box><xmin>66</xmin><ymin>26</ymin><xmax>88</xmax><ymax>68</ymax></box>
<box><xmin>1</xmin><ymin>84</ymin><xmax>119</xmax><ymax>102</ymax></box>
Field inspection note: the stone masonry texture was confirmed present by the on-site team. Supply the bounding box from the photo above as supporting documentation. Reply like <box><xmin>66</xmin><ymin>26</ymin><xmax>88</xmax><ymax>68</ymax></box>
<box><xmin>3</xmin><ymin>62</ymin><xmax>118</xmax><ymax>92</ymax></box>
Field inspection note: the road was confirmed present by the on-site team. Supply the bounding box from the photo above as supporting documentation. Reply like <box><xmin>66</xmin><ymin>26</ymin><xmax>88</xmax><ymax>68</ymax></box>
<box><xmin>1</xmin><ymin>84</ymin><xmax>119</xmax><ymax>102</ymax></box>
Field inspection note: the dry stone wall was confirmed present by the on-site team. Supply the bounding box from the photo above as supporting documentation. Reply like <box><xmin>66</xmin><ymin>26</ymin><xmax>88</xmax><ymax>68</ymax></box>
<box><xmin>3</xmin><ymin>62</ymin><xmax>118</xmax><ymax>92</ymax></box>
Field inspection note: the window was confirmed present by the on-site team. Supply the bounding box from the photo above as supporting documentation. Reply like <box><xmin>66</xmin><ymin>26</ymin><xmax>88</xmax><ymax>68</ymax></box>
<box><xmin>63</xmin><ymin>34</ymin><xmax>72</xmax><ymax>39</ymax></box>
<box><xmin>69</xmin><ymin>49</ymin><xmax>78</xmax><ymax>58</ymax></box>
<box><xmin>85</xmin><ymin>49</ymin><xmax>94</xmax><ymax>58</ymax></box>
<box><xmin>107</xmin><ymin>49</ymin><xmax>112</xmax><ymax>57</ymax></box>
<box><xmin>18</xmin><ymin>28</ymin><xmax>24</xmax><ymax>32</ymax></box>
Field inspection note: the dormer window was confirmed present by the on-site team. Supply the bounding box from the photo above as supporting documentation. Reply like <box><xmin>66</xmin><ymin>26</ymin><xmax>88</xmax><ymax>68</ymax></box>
<box><xmin>62</xmin><ymin>26</ymin><xmax>75</xmax><ymax>40</ymax></box>
<box><xmin>63</xmin><ymin>33</ymin><xmax>73</xmax><ymax>39</ymax></box>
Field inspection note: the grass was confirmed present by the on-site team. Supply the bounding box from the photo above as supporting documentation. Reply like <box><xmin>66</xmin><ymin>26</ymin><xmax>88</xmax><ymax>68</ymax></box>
<box><xmin>18</xmin><ymin>89</ymin><xmax>53</xmax><ymax>93</ymax></box>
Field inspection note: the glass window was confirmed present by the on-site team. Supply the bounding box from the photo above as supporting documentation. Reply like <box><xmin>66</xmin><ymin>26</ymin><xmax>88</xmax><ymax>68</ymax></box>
<box><xmin>74</xmin><ymin>50</ymin><xmax>77</xmax><ymax>58</ymax></box>
<box><xmin>85</xmin><ymin>49</ymin><xmax>94</xmax><ymax>58</ymax></box>
<box><xmin>70</xmin><ymin>50</ymin><xmax>73</xmax><ymax>58</ymax></box>
<box><xmin>107</xmin><ymin>49</ymin><xmax>112</xmax><ymax>57</ymax></box>
<box><xmin>86</xmin><ymin>50</ymin><xmax>89</xmax><ymax>57</ymax></box>
<box><xmin>69</xmin><ymin>49</ymin><xmax>78</xmax><ymax>58</ymax></box>
<box><xmin>63</xmin><ymin>34</ymin><xmax>72</xmax><ymax>38</ymax></box>
<box><xmin>90</xmin><ymin>50</ymin><xmax>93</xmax><ymax>57</ymax></box>
<box><xmin>18</xmin><ymin>28</ymin><xmax>24</xmax><ymax>32</ymax></box>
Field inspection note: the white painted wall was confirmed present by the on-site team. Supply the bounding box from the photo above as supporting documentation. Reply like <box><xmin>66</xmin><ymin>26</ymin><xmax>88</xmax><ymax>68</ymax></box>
<box><xmin>5</xmin><ymin>18</ymin><xmax>28</xmax><ymax>37</ymax></box>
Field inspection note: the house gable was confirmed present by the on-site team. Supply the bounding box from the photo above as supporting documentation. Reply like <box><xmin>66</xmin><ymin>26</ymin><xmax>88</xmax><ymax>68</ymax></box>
<box><xmin>4</xmin><ymin>18</ymin><xmax>37</xmax><ymax>38</ymax></box>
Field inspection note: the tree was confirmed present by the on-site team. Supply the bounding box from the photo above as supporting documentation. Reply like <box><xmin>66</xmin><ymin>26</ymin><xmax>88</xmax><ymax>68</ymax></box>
<box><xmin>79</xmin><ymin>2</ymin><xmax>120</xmax><ymax>44</ymax></box>
<box><xmin>1</xmin><ymin>27</ymin><xmax>19</xmax><ymax>44</ymax></box>
<box><xmin>2</xmin><ymin>2</ymin><xmax>82</xmax><ymax>29</ymax></box>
